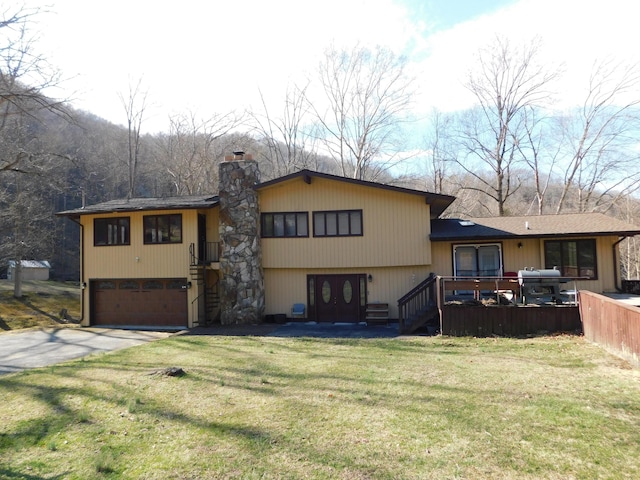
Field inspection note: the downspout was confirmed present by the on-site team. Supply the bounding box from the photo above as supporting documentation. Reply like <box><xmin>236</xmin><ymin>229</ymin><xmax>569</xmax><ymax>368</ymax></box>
<box><xmin>68</xmin><ymin>217</ymin><xmax>85</xmax><ymax>323</ymax></box>
<box><xmin>612</xmin><ymin>236</ymin><xmax>627</xmax><ymax>293</ymax></box>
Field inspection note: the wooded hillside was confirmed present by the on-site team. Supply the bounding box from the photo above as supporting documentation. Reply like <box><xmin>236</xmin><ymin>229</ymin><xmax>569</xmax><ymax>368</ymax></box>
<box><xmin>1</xmin><ymin>5</ymin><xmax>639</xmax><ymax>281</ymax></box>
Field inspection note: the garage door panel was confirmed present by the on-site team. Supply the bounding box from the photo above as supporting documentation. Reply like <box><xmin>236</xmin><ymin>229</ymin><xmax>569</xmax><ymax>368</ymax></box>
<box><xmin>92</xmin><ymin>278</ymin><xmax>188</xmax><ymax>327</ymax></box>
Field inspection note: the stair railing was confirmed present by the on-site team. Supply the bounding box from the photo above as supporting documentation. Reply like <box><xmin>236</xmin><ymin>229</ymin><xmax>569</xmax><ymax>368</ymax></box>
<box><xmin>398</xmin><ymin>273</ymin><xmax>438</xmax><ymax>334</ymax></box>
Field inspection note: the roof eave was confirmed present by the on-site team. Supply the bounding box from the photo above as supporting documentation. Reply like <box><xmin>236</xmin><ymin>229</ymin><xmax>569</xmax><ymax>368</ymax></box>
<box><xmin>430</xmin><ymin>230</ymin><xmax>640</xmax><ymax>242</ymax></box>
<box><xmin>56</xmin><ymin>197</ymin><xmax>219</xmax><ymax>218</ymax></box>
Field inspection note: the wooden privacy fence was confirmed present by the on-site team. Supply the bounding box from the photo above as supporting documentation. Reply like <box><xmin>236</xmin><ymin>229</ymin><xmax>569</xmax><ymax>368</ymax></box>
<box><xmin>578</xmin><ymin>290</ymin><xmax>640</xmax><ymax>367</ymax></box>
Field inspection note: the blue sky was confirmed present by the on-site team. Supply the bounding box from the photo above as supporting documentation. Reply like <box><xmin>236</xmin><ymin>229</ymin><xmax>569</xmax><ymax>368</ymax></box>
<box><xmin>410</xmin><ymin>0</ymin><xmax>517</xmax><ymax>30</ymax></box>
<box><xmin>24</xmin><ymin>0</ymin><xmax>640</xmax><ymax>133</ymax></box>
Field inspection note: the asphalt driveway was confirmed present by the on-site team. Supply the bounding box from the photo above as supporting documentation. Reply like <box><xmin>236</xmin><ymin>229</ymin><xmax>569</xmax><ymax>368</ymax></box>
<box><xmin>0</xmin><ymin>328</ymin><xmax>170</xmax><ymax>375</ymax></box>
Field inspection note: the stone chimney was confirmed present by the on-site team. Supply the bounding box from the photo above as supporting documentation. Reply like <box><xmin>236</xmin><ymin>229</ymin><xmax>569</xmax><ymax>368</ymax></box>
<box><xmin>218</xmin><ymin>151</ymin><xmax>265</xmax><ymax>324</ymax></box>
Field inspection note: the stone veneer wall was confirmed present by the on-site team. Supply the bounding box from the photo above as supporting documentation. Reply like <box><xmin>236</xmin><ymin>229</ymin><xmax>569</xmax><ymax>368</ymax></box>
<box><xmin>218</xmin><ymin>157</ymin><xmax>265</xmax><ymax>324</ymax></box>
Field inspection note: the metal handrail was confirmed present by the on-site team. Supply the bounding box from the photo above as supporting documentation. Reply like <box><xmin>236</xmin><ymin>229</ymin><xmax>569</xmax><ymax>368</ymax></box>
<box><xmin>189</xmin><ymin>242</ymin><xmax>220</xmax><ymax>266</ymax></box>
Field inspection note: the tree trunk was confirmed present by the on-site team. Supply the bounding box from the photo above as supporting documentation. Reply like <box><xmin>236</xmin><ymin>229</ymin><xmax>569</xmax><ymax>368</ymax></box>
<box><xmin>13</xmin><ymin>260</ymin><xmax>23</xmax><ymax>299</ymax></box>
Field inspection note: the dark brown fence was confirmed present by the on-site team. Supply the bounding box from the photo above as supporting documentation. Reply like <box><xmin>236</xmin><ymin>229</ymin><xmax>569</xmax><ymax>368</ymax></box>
<box><xmin>441</xmin><ymin>305</ymin><xmax>581</xmax><ymax>337</ymax></box>
<box><xmin>578</xmin><ymin>290</ymin><xmax>640</xmax><ymax>367</ymax></box>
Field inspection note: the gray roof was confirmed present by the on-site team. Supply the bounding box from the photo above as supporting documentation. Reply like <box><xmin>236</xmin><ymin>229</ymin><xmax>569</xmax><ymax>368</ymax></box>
<box><xmin>430</xmin><ymin>213</ymin><xmax>640</xmax><ymax>241</ymax></box>
<box><xmin>56</xmin><ymin>195</ymin><xmax>219</xmax><ymax>218</ymax></box>
<box><xmin>8</xmin><ymin>260</ymin><xmax>51</xmax><ymax>269</ymax></box>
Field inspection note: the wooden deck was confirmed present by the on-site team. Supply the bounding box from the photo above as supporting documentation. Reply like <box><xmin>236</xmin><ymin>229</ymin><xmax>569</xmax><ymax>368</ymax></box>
<box><xmin>441</xmin><ymin>304</ymin><xmax>581</xmax><ymax>336</ymax></box>
<box><xmin>437</xmin><ymin>276</ymin><xmax>581</xmax><ymax>337</ymax></box>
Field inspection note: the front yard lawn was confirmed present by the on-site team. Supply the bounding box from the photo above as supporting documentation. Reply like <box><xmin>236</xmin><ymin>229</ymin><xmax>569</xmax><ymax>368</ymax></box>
<box><xmin>1</xmin><ymin>334</ymin><xmax>639</xmax><ymax>479</ymax></box>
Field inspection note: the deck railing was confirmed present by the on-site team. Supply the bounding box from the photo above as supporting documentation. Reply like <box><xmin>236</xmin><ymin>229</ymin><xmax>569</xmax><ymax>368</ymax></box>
<box><xmin>438</xmin><ymin>275</ymin><xmax>581</xmax><ymax>336</ymax></box>
<box><xmin>439</xmin><ymin>276</ymin><xmax>521</xmax><ymax>303</ymax></box>
<box><xmin>189</xmin><ymin>242</ymin><xmax>220</xmax><ymax>266</ymax></box>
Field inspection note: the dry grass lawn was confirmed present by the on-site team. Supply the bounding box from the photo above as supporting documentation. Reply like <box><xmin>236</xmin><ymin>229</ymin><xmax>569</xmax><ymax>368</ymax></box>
<box><xmin>1</xmin><ymin>333</ymin><xmax>639</xmax><ymax>479</ymax></box>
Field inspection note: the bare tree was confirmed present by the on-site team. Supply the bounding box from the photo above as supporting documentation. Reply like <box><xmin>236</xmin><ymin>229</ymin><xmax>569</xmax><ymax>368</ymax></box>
<box><xmin>516</xmin><ymin>106</ymin><xmax>562</xmax><ymax>214</ymax></box>
<box><xmin>0</xmin><ymin>4</ymin><xmax>70</xmax><ymax>174</ymax></box>
<box><xmin>456</xmin><ymin>36</ymin><xmax>560</xmax><ymax>216</ymax></box>
<box><xmin>555</xmin><ymin>60</ymin><xmax>640</xmax><ymax>213</ymax></box>
<box><xmin>422</xmin><ymin>110</ymin><xmax>458</xmax><ymax>194</ymax></box>
<box><xmin>0</xmin><ymin>4</ymin><xmax>72</xmax><ymax>297</ymax></box>
<box><xmin>154</xmin><ymin>110</ymin><xmax>242</xmax><ymax>195</ymax></box>
<box><xmin>250</xmin><ymin>84</ymin><xmax>320</xmax><ymax>179</ymax></box>
<box><xmin>620</xmin><ymin>197</ymin><xmax>640</xmax><ymax>281</ymax></box>
<box><xmin>119</xmin><ymin>78</ymin><xmax>149</xmax><ymax>198</ymax></box>
<box><xmin>312</xmin><ymin>44</ymin><xmax>415</xmax><ymax>181</ymax></box>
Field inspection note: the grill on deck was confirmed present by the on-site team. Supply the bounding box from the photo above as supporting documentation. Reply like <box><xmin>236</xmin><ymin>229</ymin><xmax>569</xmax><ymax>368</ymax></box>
<box><xmin>518</xmin><ymin>268</ymin><xmax>570</xmax><ymax>304</ymax></box>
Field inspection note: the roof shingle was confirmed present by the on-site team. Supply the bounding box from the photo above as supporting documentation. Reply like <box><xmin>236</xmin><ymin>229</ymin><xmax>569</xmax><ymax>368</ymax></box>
<box><xmin>56</xmin><ymin>195</ymin><xmax>219</xmax><ymax>218</ymax></box>
<box><xmin>430</xmin><ymin>213</ymin><xmax>640</xmax><ymax>241</ymax></box>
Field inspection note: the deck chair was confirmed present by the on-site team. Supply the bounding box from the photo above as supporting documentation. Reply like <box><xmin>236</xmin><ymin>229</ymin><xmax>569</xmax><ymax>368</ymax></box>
<box><xmin>291</xmin><ymin>303</ymin><xmax>306</xmax><ymax>319</ymax></box>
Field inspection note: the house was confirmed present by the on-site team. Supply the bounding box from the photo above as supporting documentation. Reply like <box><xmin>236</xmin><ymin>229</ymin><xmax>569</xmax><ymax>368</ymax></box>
<box><xmin>430</xmin><ymin>214</ymin><xmax>640</xmax><ymax>294</ymax></box>
<box><xmin>7</xmin><ymin>260</ymin><xmax>51</xmax><ymax>281</ymax></box>
<box><xmin>56</xmin><ymin>152</ymin><xmax>640</xmax><ymax>330</ymax></box>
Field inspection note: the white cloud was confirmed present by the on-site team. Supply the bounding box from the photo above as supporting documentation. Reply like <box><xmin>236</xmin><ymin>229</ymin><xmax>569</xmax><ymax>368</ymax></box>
<box><xmin>413</xmin><ymin>0</ymin><xmax>640</xmax><ymax>115</ymax></box>
<box><xmin>23</xmin><ymin>0</ymin><xmax>640</xmax><ymax>132</ymax></box>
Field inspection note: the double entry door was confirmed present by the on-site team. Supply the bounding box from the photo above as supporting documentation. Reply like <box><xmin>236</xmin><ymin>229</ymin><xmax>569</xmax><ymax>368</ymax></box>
<box><xmin>308</xmin><ymin>274</ymin><xmax>366</xmax><ymax>323</ymax></box>
<box><xmin>454</xmin><ymin>244</ymin><xmax>502</xmax><ymax>277</ymax></box>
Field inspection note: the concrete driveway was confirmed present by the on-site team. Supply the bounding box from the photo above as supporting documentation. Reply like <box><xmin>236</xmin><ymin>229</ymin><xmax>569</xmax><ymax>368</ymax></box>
<box><xmin>0</xmin><ymin>327</ymin><xmax>171</xmax><ymax>375</ymax></box>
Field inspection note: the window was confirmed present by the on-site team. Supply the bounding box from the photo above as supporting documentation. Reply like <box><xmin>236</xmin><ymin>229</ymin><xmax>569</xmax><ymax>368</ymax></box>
<box><xmin>313</xmin><ymin>210</ymin><xmax>362</xmax><ymax>237</ymax></box>
<box><xmin>261</xmin><ymin>212</ymin><xmax>308</xmax><ymax>238</ymax></box>
<box><xmin>544</xmin><ymin>239</ymin><xmax>597</xmax><ymax>279</ymax></box>
<box><xmin>94</xmin><ymin>217</ymin><xmax>130</xmax><ymax>246</ymax></box>
<box><xmin>143</xmin><ymin>214</ymin><xmax>182</xmax><ymax>244</ymax></box>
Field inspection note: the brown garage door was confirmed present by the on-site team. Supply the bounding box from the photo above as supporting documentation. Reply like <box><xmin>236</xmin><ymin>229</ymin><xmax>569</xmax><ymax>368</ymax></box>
<box><xmin>92</xmin><ymin>278</ymin><xmax>188</xmax><ymax>327</ymax></box>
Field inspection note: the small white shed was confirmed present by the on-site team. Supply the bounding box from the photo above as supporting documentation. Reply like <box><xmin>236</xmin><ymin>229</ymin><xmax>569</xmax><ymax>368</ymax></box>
<box><xmin>7</xmin><ymin>260</ymin><xmax>52</xmax><ymax>281</ymax></box>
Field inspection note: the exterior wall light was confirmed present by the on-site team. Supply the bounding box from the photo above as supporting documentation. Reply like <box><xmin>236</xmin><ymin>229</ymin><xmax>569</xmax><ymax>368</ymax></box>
<box><xmin>367</xmin><ymin>274</ymin><xmax>373</xmax><ymax>282</ymax></box>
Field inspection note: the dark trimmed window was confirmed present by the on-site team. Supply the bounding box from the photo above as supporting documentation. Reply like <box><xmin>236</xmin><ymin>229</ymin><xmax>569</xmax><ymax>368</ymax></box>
<box><xmin>313</xmin><ymin>210</ymin><xmax>363</xmax><ymax>237</ymax></box>
<box><xmin>143</xmin><ymin>214</ymin><xmax>182</xmax><ymax>244</ymax></box>
<box><xmin>94</xmin><ymin>217</ymin><xmax>130</xmax><ymax>246</ymax></box>
<box><xmin>261</xmin><ymin>212</ymin><xmax>308</xmax><ymax>238</ymax></box>
<box><xmin>544</xmin><ymin>239</ymin><xmax>597</xmax><ymax>279</ymax></box>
